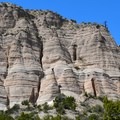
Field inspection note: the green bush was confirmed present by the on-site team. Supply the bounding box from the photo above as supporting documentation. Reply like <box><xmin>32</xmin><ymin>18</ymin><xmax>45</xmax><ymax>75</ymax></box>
<box><xmin>37</xmin><ymin>104</ymin><xmax>42</xmax><ymax>111</ymax></box>
<box><xmin>16</xmin><ymin>112</ymin><xmax>41</xmax><ymax>120</ymax></box>
<box><xmin>53</xmin><ymin>94</ymin><xmax>66</xmax><ymax>114</ymax></box>
<box><xmin>63</xmin><ymin>96</ymin><xmax>76</xmax><ymax>110</ymax></box>
<box><xmin>6</xmin><ymin>104</ymin><xmax>20</xmax><ymax>114</ymax></box>
<box><xmin>88</xmin><ymin>114</ymin><xmax>98</xmax><ymax>120</ymax></box>
<box><xmin>103</xmin><ymin>97</ymin><xmax>120</xmax><ymax>120</ymax></box>
<box><xmin>53</xmin><ymin>94</ymin><xmax>76</xmax><ymax>114</ymax></box>
<box><xmin>0</xmin><ymin>111</ymin><xmax>14</xmax><ymax>120</ymax></box>
<box><xmin>21</xmin><ymin>100</ymin><xmax>30</xmax><ymax>107</ymax></box>
<box><xmin>42</xmin><ymin>114</ymin><xmax>72</xmax><ymax>120</ymax></box>
<box><xmin>42</xmin><ymin>102</ymin><xmax>51</xmax><ymax>113</ymax></box>
<box><xmin>16</xmin><ymin>112</ymin><xmax>31</xmax><ymax>120</ymax></box>
<box><xmin>56</xmin><ymin>105</ymin><xmax>65</xmax><ymax>114</ymax></box>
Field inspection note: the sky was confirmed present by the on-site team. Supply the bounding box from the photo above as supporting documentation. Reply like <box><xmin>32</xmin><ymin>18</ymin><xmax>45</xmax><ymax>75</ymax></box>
<box><xmin>0</xmin><ymin>0</ymin><xmax>120</xmax><ymax>45</ymax></box>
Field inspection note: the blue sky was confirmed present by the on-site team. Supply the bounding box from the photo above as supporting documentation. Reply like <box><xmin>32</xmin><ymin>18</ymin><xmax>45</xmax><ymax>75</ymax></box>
<box><xmin>0</xmin><ymin>0</ymin><xmax>120</xmax><ymax>45</ymax></box>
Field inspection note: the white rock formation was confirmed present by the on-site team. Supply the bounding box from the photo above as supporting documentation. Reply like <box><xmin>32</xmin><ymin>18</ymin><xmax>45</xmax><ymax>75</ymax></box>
<box><xmin>0</xmin><ymin>3</ymin><xmax>119</xmax><ymax>109</ymax></box>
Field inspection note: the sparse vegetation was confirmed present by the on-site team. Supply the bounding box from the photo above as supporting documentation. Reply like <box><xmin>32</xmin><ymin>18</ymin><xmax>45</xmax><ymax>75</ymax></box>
<box><xmin>5</xmin><ymin>104</ymin><xmax>20</xmax><ymax>114</ymax></box>
<box><xmin>16</xmin><ymin>112</ymin><xmax>40</xmax><ymax>120</ymax></box>
<box><xmin>103</xmin><ymin>97</ymin><xmax>120</xmax><ymax>120</ymax></box>
<box><xmin>42</xmin><ymin>102</ymin><xmax>51</xmax><ymax>113</ymax></box>
<box><xmin>0</xmin><ymin>96</ymin><xmax>119</xmax><ymax>120</ymax></box>
<box><xmin>0</xmin><ymin>111</ymin><xmax>14</xmax><ymax>120</ymax></box>
<box><xmin>53</xmin><ymin>94</ymin><xmax>76</xmax><ymax>114</ymax></box>
<box><xmin>43</xmin><ymin>114</ymin><xmax>72</xmax><ymax>120</ymax></box>
<box><xmin>21</xmin><ymin>100</ymin><xmax>30</xmax><ymax>107</ymax></box>
<box><xmin>88</xmin><ymin>114</ymin><xmax>99</xmax><ymax>120</ymax></box>
<box><xmin>37</xmin><ymin>104</ymin><xmax>42</xmax><ymax>112</ymax></box>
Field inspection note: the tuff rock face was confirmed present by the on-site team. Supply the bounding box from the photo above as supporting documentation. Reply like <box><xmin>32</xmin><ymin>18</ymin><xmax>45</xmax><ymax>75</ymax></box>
<box><xmin>0</xmin><ymin>3</ymin><xmax>119</xmax><ymax>109</ymax></box>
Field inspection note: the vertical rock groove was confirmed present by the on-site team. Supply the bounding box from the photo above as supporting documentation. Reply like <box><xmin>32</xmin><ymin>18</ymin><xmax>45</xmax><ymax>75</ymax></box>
<box><xmin>91</xmin><ymin>78</ymin><xmax>97</xmax><ymax>97</ymax></box>
<box><xmin>72</xmin><ymin>44</ymin><xmax>77</xmax><ymax>61</ymax></box>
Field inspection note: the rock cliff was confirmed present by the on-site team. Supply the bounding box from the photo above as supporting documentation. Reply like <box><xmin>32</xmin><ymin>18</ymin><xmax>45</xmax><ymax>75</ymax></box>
<box><xmin>0</xmin><ymin>3</ymin><xmax>119</xmax><ymax>109</ymax></box>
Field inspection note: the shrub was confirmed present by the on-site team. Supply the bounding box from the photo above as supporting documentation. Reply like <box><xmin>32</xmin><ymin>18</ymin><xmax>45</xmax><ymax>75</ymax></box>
<box><xmin>88</xmin><ymin>114</ymin><xmax>98</xmax><ymax>120</ymax></box>
<box><xmin>53</xmin><ymin>94</ymin><xmax>65</xmax><ymax>114</ymax></box>
<box><xmin>77</xmin><ymin>114</ymin><xmax>88</xmax><ymax>120</ymax></box>
<box><xmin>16</xmin><ymin>112</ymin><xmax>40</xmax><ymax>120</ymax></box>
<box><xmin>21</xmin><ymin>100</ymin><xmax>30</xmax><ymax>107</ymax></box>
<box><xmin>34</xmin><ymin>115</ymin><xmax>41</xmax><ymax>120</ymax></box>
<box><xmin>103</xmin><ymin>97</ymin><xmax>120</xmax><ymax>120</ymax></box>
<box><xmin>56</xmin><ymin>105</ymin><xmax>65</xmax><ymax>114</ymax></box>
<box><xmin>63</xmin><ymin>96</ymin><xmax>76</xmax><ymax>110</ymax></box>
<box><xmin>42</xmin><ymin>114</ymin><xmax>72</xmax><ymax>120</ymax></box>
<box><xmin>37</xmin><ymin>104</ymin><xmax>42</xmax><ymax>111</ymax></box>
<box><xmin>53</xmin><ymin>94</ymin><xmax>76</xmax><ymax>114</ymax></box>
<box><xmin>42</xmin><ymin>102</ymin><xmax>50</xmax><ymax>113</ymax></box>
<box><xmin>6</xmin><ymin>104</ymin><xmax>20</xmax><ymax>114</ymax></box>
<box><xmin>0</xmin><ymin>111</ymin><xmax>14</xmax><ymax>120</ymax></box>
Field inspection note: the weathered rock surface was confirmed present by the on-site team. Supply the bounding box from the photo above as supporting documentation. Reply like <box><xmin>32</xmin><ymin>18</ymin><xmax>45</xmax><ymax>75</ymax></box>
<box><xmin>0</xmin><ymin>3</ymin><xmax>119</xmax><ymax>109</ymax></box>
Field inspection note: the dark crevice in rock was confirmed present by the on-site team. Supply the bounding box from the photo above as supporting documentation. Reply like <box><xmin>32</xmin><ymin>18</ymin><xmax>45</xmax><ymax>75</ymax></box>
<box><xmin>29</xmin><ymin>87</ymin><xmax>36</xmax><ymax>105</ymax></box>
<box><xmin>4</xmin><ymin>46</ymin><xmax>10</xmax><ymax>79</ymax></box>
<box><xmin>37</xmin><ymin>77</ymin><xmax>41</xmax><ymax>94</ymax></box>
<box><xmin>52</xmin><ymin>68</ymin><xmax>57</xmax><ymax>83</ymax></box>
<box><xmin>30</xmin><ymin>20</ymin><xmax>44</xmax><ymax>103</ymax></box>
<box><xmin>91</xmin><ymin>78</ymin><xmax>97</xmax><ymax>97</ymax></box>
<box><xmin>32</xmin><ymin>20</ymin><xmax>43</xmax><ymax>69</ymax></box>
<box><xmin>72</xmin><ymin>44</ymin><xmax>77</xmax><ymax>61</ymax></box>
<box><xmin>6</xmin><ymin>96</ymin><xmax>10</xmax><ymax>108</ymax></box>
<box><xmin>37</xmin><ymin>72</ymin><xmax>44</xmax><ymax>94</ymax></box>
<box><xmin>36</xmin><ymin>73</ymin><xmax>44</xmax><ymax>103</ymax></box>
<box><xmin>6</xmin><ymin>86</ymin><xmax>10</xmax><ymax>108</ymax></box>
<box><xmin>52</xmin><ymin>68</ymin><xmax>61</xmax><ymax>94</ymax></box>
<box><xmin>40</xmin><ymin>40</ymin><xmax>43</xmax><ymax>69</ymax></box>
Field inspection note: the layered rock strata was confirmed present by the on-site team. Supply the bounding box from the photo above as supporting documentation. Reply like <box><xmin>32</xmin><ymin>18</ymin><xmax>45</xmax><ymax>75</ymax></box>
<box><xmin>0</xmin><ymin>3</ymin><xmax>119</xmax><ymax>109</ymax></box>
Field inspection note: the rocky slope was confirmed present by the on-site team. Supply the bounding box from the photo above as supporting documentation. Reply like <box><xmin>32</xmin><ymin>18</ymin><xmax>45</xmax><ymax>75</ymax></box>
<box><xmin>0</xmin><ymin>2</ymin><xmax>119</xmax><ymax>110</ymax></box>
